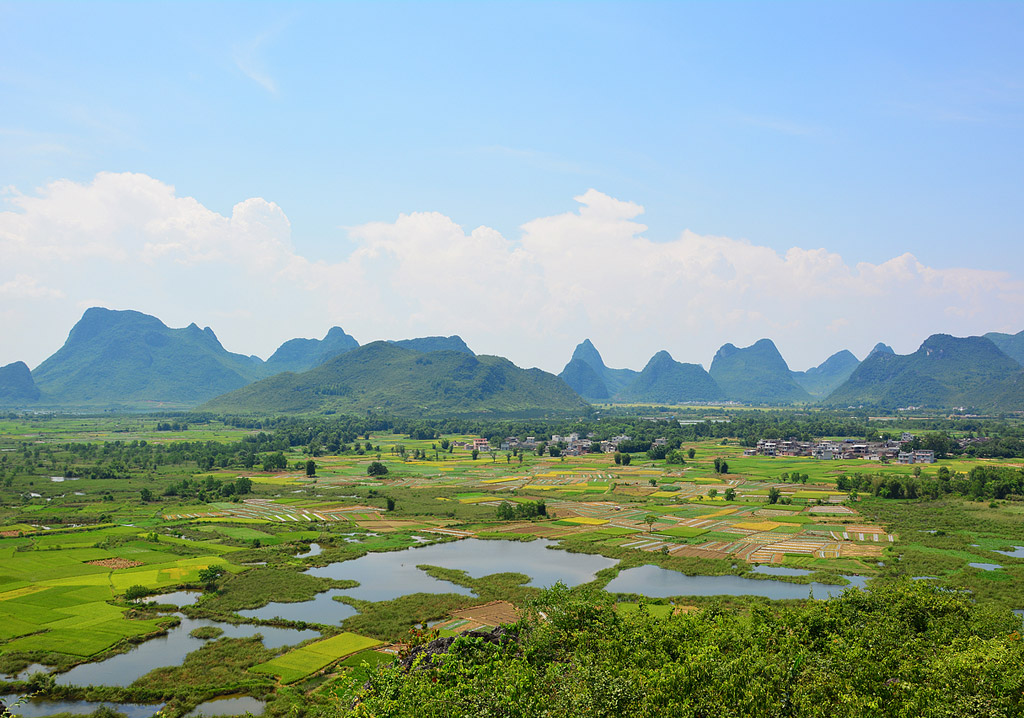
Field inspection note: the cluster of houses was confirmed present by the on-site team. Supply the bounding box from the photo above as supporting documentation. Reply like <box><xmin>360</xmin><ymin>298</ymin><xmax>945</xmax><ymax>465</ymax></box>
<box><xmin>456</xmin><ymin>432</ymin><xmax>661</xmax><ymax>457</ymax></box>
<box><xmin>745</xmin><ymin>433</ymin><xmax>935</xmax><ymax>464</ymax></box>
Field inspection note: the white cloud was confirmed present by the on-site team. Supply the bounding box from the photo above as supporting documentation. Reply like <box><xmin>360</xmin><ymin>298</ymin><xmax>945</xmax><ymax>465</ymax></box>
<box><xmin>2</xmin><ymin>172</ymin><xmax>1022</xmax><ymax>373</ymax></box>
<box><xmin>0</xmin><ymin>274</ymin><xmax>64</xmax><ymax>299</ymax></box>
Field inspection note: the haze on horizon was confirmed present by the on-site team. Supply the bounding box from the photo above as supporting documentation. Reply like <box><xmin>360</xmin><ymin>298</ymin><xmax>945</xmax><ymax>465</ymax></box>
<box><xmin>2</xmin><ymin>2</ymin><xmax>1023</xmax><ymax>374</ymax></box>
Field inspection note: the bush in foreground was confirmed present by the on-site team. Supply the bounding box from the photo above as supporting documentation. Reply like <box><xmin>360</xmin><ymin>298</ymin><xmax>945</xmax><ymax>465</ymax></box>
<box><xmin>345</xmin><ymin>580</ymin><xmax>1024</xmax><ymax>717</ymax></box>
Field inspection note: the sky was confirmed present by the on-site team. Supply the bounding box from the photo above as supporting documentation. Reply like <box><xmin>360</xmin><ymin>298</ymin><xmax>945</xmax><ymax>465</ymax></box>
<box><xmin>2</xmin><ymin>1</ymin><xmax>1023</xmax><ymax>374</ymax></box>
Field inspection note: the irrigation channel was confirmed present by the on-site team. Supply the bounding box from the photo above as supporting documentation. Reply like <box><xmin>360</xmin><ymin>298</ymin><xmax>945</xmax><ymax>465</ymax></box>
<box><xmin>6</xmin><ymin>538</ymin><xmax>872</xmax><ymax>716</ymax></box>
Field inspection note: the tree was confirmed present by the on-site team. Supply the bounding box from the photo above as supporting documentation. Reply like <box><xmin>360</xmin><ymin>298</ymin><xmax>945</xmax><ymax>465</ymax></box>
<box><xmin>386</xmin><ymin>497</ymin><xmax>396</xmax><ymax>511</ymax></box>
<box><xmin>124</xmin><ymin>585</ymin><xmax>150</xmax><ymax>601</ymax></box>
<box><xmin>724</xmin><ymin>487</ymin><xmax>736</xmax><ymax>501</ymax></box>
<box><xmin>305</xmin><ymin>459</ymin><xmax>316</xmax><ymax>477</ymax></box>
<box><xmin>645</xmin><ymin>514</ymin><xmax>657</xmax><ymax>532</ymax></box>
<box><xmin>471</xmin><ymin>449</ymin><xmax>479</xmax><ymax>460</ymax></box>
<box><xmin>613</xmin><ymin>452</ymin><xmax>622</xmax><ymax>465</ymax></box>
<box><xmin>234</xmin><ymin>476</ymin><xmax>253</xmax><ymax>495</ymax></box>
<box><xmin>720</xmin><ymin>460</ymin><xmax>729</xmax><ymax>474</ymax></box>
<box><xmin>198</xmin><ymin>566</ymin><xmax>225</xmax><ymax>590</ymax></box>
<box><xmin>688</xmin><ymin>448</ymin><xmax>696</xmax><ymax>459</ymax></box>
<box><xmin>768</xmin><ymin>487</ymin><xmax>782</xmax><ymax>504</ymax></box>
<box><xmin>708</xmin><ymin>488</ymin><xmax>718</xmax><ymax>499</ymax></box>
<box><xmin>140</xmin><ymin>487</ymin><xmax>153</xmax><ymax>502</ymax></box>
<box><xmin>367</xmin><ymin>461</ymin><xmax>388</xmax><ymax>476</ymax></box>
<box><xmin>621</xmin><ymin>453</ymin><xmax>632</xmax><ymax>466</ymax></box>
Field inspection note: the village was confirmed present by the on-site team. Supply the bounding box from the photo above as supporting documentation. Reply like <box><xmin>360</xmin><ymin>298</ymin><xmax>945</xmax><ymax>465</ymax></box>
<box><xmin>747</xmin><ymin>433</ymin><xmax>935</xmax><ymax>464</ymax></box>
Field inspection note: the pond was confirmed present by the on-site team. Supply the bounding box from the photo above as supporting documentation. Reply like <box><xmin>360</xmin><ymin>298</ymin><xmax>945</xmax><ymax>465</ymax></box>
<box><xmin>750</xmin><ymin>566</ymin><xmax>812</xmax><ymax>577</ymax></box>
<box><xmin>56</xmin><ymin>615</ymin><xmax>318</xmax><ymax>687</ymax></box>
<box><xmin>184</xmin><ymin>695</ymin><xmax>265</xmax><ymax>717</ymax></box>
<box><xmin>0</xmin><ymin>696</ymin><xmax>163</xmax><ymax>718</ymax></box>
<box><xmin>994</xmin><ymin>546</ymin><xmax>1024</xmax><ymax>558</ymax></box>
<box><xmin>306</xmin><ymin>539</ymin><xmax>618</xmax><ymax>602</ymax></box>
<box><xmin>4</xmin><ymin>663</ymin><xmax>50</xmax><ymax>681</ymax></box>
<box><xmin>296</xmin><ymin>543</ymin><xmax>322</xmax><ymax>558</ymax></box>
<box><xmin>238</xmin><ymin>589</ymin><xmax>360</xmax><ymax>624</ymax></box>
<box><xmin>144</xmin><ymin>590</ymin><xmax>202</xmax><ymax>606</ymax></box>
<box><xmin>604</xmin><ymin>565</ymin><xmax>868</xmax><ymax>600</ymax></box>
<box><xmin>968</xmin><ymin>562</ymin><xmax>1003</xmax><ymax>571</ymax></box>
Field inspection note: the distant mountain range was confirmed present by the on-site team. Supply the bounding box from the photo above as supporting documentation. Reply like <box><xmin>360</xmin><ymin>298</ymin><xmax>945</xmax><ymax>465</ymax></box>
<box><xmin>201</xmin><ymin>341</ymin><xmax>583</xmax><ymax>417</ymax></box>
<box><xmin>791</xmin><ymin>350</ymin><xmax>860</xmax><ymax>398</ymax></box>
<box><xmin>264</xmin><ymin>327</ymin><xmax>360</xmax><ymax>374</ymax></box>
<box><xmin>825</xmin><ymin>334</ymin><xmax>1024</xmax><ymax>412</ymax></box>
<box><xmin>709</xmin><ymin>339</ymin><xmax>810</xmax><ymax>404</ymax></box>
<box><xmin>558</xmin><ymin>339</ymin><xmax>638</xmax><ymax>401</ymax></box>
<box><xmin>0</xmin><ymin>362</ymin><xmax>39</xmax><ymax>403</ymax></box>
<box><xmin>3</xmin><ymin>307</ymin><xmax>1024</xmax><ymax>413</ymax></box>
<box><xmin>984</xmin><ymin>330</ymin><xmax>1024</xmax><ymax>366</ymax></box>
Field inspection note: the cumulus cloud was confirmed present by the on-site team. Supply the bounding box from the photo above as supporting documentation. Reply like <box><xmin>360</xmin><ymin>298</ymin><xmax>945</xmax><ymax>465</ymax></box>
<box><xmin>0</xmin><ymin>274</ymin><xmax>64</xmax><ymax>299</ymax></box>
<box><xmin>1</xmin><ymin>172</ymin><xmax>1022</xmax><ymax>372</ymax></box>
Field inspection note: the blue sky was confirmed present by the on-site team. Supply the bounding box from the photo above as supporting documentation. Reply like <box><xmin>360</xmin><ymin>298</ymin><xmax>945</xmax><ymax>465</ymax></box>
<box><xmin>2</xmin><ymin>2</ymin><xmax>1023</xmax><ymax>372</ymax></box>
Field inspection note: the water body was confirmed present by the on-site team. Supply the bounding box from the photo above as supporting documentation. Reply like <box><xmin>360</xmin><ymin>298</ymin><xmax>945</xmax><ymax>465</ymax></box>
<box><xmin>4</xmin><ymin>664</ymin><xmax>51</xmax><ymax>681</ymax></box>
<box><xmin>750</xmin><ymin>566</ymin><xmax>812</xmax><ymax>577</ymax></box>
<box><xmin>296</xmin><ymin>543</ymin><xmax>322</xmax><ymax>558</ymax></box>
<box><xmin>306</xmin><ymin>539</ymin><xmax>617</xmax><ymax>602</ymax></box>
<box><xmin>605</xmin><ymin>565</ymin><xmax>867</xmax><ymax>600</ymax></box>
<box><xmin>968</xmin><ymin>562</ymin><xmax>1003</xmax><ymax>571</ymax></box>
<box><xmin>0</xmin><ymin>696</ymin><xmax>163</xmax><ymax>718</ymax></box>
<box><xmin>145</xmin><ymin>590</ymin><xmax>202</xmax><ymax>606</ymax></box>
<box><xmin>56</xmin><ymin>616</ymin><xmax>318</xmax><ymax>687</ymax></box>
<box><xmin>184</xmin><ymin>696</ymin><xmax>265</xmax><ymax>717</ymax></box>
<box><xmin>238</xmin><ymin>589</ymin><xmax>359</xmax><ymax>624</ymax></box>
<box><xmin>994</xmin><ymin>546</ymin><xmax>1024</xmax><ymax>558</ymax></box>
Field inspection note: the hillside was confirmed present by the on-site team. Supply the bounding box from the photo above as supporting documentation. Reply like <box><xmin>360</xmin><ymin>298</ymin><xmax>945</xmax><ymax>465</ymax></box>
<box><xmin>31</xmin><ymin>308</ymin><xmax>264</xmax><ymax>407</ymax></box>
<box><xmin>389</xmin><ymin>336</ymin><xmax>474</xmax><ymax>355</ymax></box>
<box><xmin>709</xmin><ymin>339</ymin><xmax>811</xmax><ymax>404</ymax></box>
<box><xmin>0</xmin><ymin>361</ymin><xmax>40</xmax><ymax>404</ymax></box>
<box><xmin>825</xmin><ymin>334</ymin><xmax>1024</xmax><ymax>411</ymax></box>
<box><xmin>791</xmin><ymin>350</ymin><xmax>860</xmax><ymax>398</ymax></box>
<box><xmin>200</xmin><ymin>341</ymin><xmax>588</xmax><ymax>416</ymax></box>
<box><xmin>558</xmin><ymin>357</ymin><xmax>610</xmax><ymax>400</ymax></box>
<box><xmin>985</xmin><ymin>330</ymin><xmax>1024</xmax><ymax>366</ymax></box>
<box><xmin>615</xmin><ymin>350</ymin><xmax>723</xmax><ymax>403</ymax></box>
<box><xmin>264</xmin><ymin>327</ymin><xmax>359</xmax><ymax>374</ymax></box>
<box><xmin>558</xmin><ymin>340</ymin><xmax>637</xmax><ymax>400</ymax></box>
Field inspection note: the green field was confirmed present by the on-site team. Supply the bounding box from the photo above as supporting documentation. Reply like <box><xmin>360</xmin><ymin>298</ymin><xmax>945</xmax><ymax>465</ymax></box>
<box><xmin>1</xmin><ymin>413</ymin><xmax>1024</xmax><ymax>713</ymax></box>
<box><xmin>251</xmin><ymin>632</ymin><xmax>383</xmax><ymax>684</ymax></box>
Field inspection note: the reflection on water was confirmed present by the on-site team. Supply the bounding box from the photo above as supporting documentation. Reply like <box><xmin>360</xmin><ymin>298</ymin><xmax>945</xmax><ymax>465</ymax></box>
<box><xmin>296</xmin><ymin>543</ymin><xmax>322</xmax><ymax>558</ymax></box>
<box><xmin>4</xmin><ymin>663</ymin><xmax>50</xmax><ymax>681</ymax></box>
<box><xmin>184</xmin><ymin>695</ymin><xmax>265</xmax><ymax>717</ymax></box>
<box><xmin>605</xmin><ymin>564</ymin><xmax>868</xmax><ymax>599</ymax></box>
<box><xmin>238</xmin><ymin>589</ymin><xmax>359</xmax><ymax>623</ymax></box>
<box><xmin>56</xmin><ymin>615</ymin><xmax>318</xmax><ymax>687</ymax></box>
<box><xmin>968</xmin><ymin>562</ymin><xmax>1003</xmax><ymax>571</ymax></box>
<box><xmin>750</xmin><ymin>566</ymin><xmax>812</xmax><ymax>577</ymax></box>
<box><xmin>994</xmin><ymin>546</ymin><xmax>1024</xmax><ymax>558</ymax></box>
<box><xmin>0</xmin><ymin>695</ymin><xmax>163</xmax><ymax>718</ymax></box>
<box><xmin>307</xmin><ymin>539</ymin><xmax>617</xmax><ymax>602</ymax></box>
<box><xmin>144</xmin><ymin>590</ymin><xmax>202</xmax><ymax>606</ymax></box>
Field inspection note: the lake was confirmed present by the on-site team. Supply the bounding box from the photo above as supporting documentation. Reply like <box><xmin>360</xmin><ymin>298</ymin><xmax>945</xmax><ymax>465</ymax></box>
<box><xmin>56</xmin><ymin>615</ymin><xmax>318</xmax><ymax>687</ymax></box>
<box><xmin>605</xmin><ymin>565</ymin><xmax>867</xmax><ymax>599</ymax></box>
<box><xmin>306</xmin><ymin>538</ymin><xmax>618</xmax><ymax>602</ymax></box>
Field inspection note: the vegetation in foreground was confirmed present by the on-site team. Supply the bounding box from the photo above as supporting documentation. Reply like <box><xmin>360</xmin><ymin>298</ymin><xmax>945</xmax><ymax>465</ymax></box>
<box><xmin>348</xmin><ymin>580</ymin><xmax>1024</xmax><ymax>718</ymax></box>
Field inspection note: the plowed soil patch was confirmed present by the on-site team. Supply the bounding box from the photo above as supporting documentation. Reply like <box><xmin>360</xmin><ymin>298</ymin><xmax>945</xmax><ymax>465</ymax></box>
<box><xmin>87</xmin><ymin>558</ymin><xmax>143</xmax><ymax>569</ymax></box>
